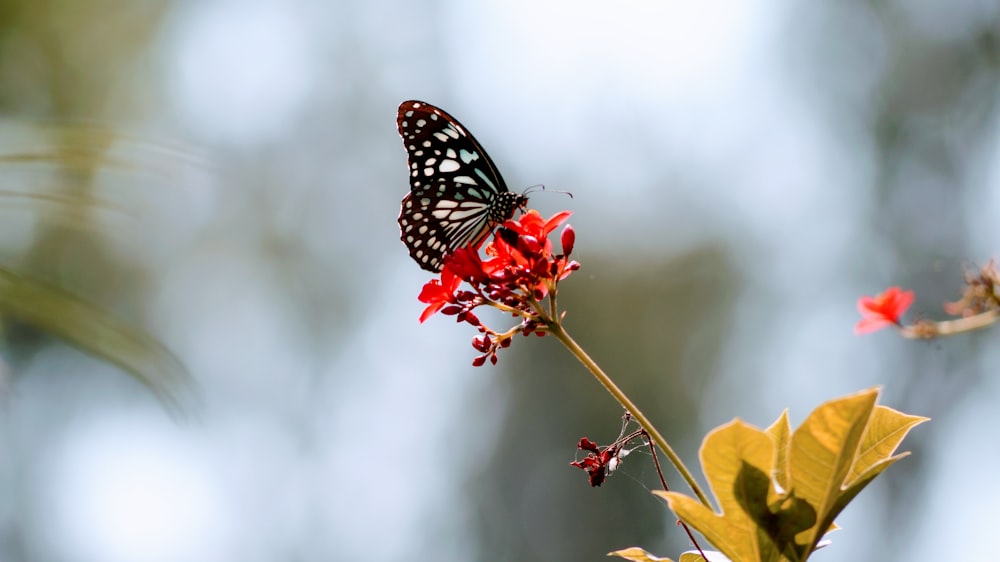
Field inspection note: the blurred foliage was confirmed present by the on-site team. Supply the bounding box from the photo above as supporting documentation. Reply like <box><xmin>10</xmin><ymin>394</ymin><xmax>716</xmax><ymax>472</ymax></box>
<box><xmin>0</xmin><ymin>0</ymin><xmax>188</xmax><ymax>410</ymax></box>
<box><xmin>0</xmin><ymin>0</ymin><xmax>169</xmax><ymax>117</ymax></box>
<box><xmin>0</xmin><ymin>132</ymin><xmax>192</xmax><ymax>409</ymax></box>
<box><xmin>0</xmin><ymin>261</ymin><xmax>188</xmax><ymax>409</ymax></box>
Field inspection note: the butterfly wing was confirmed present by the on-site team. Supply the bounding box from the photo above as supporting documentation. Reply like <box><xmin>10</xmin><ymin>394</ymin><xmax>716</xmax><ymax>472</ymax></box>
<box><xmin>397</xmin><ymin>100</ymin><xmax>516</xmax><ymax>272</ymax></box>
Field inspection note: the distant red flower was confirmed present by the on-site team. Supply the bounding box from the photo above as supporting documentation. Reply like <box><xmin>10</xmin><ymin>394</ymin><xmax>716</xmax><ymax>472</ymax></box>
<box><xmin>855</xmin><ymin>286</ymin><xmax>914</xmax><ymax>334</ymax></box>
<box><xmin>570</xmin><ymin>437</ymin><xmax>621</xmax><ymax>487</ymax></box>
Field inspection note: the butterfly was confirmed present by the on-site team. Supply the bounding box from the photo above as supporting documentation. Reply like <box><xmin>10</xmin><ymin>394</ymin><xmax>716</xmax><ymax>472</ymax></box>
<box><xmin>397</xmin><ymin>100</ymin><xmax>528</xmax><ymax>272</ymax></box>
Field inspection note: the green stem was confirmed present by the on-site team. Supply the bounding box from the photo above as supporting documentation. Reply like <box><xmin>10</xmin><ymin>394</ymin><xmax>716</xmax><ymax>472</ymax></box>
<box><xmin>547</xmin><ymin>322</ymin><xmax>711</xmax><ymax>507</ymax></box>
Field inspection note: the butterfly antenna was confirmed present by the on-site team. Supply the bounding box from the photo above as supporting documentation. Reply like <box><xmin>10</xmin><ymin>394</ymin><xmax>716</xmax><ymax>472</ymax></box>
<box><xmin>523</xmin><ymin>184</ymin><xmax>573</xmax><ymax>199</ymax></box>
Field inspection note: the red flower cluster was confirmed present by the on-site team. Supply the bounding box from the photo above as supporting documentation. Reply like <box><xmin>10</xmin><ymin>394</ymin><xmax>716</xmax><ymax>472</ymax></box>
<box><xmin>417</xmin><ymin>209</ymin><xmax>580</xmax><ymax>365</ymax></box>
<box><xmin>570</xmin><ymin>437</ymin><xmax>622</xmax><ymax>487</ymax></box>
<box><xmin>854</xmin><ymin>286</ymin><xmax>914</xmax><ymax>334</ymax></box>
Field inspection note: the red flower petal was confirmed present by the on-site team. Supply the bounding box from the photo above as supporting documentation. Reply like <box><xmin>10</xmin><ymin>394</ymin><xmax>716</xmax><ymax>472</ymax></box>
<box><xmin>543</xmin><ymin>210</ymin><xmax>573</xmax><ymax>235</ymax></box>
<box><xmin>419</xmin><ymin>302</ymin><xmax>446</xmax><ymax>323</ymax></box>
<box><xmin>504</xmin><ymin>209</ymin><xmax>573</xmax><ymax>239</ymax></box>
<box><xmin>417</xmin><ymin>280</ymin><xmax>445</xmax><ymax>304</ymax></box>
<box><xmin>854</xmin><ymin>316</ymin><xmax>893</xmax><ymax>335</ymax></box>
<box><xmin>854</xmin><ymin>286</ymin><xmax>914</xmax><ymax>334</ymax></box>
<box><xmin>444</xmin><ymin>248</ymin><xmax>492</xmax><ymax>284</ymax></box>
<box><xmin>417</xmin><ymin>269</ymin><xmax>462</xmax><ymax>322</ymax></box>
<box><xmin>576</xmin><ymin>437</ymin><xmax>600</xmax><ymax>453</ymax></box>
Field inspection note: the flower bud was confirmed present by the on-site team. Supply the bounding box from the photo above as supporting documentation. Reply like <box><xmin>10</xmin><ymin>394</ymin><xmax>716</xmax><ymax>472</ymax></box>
<box><xmin>561</xmin><ymin>225</ymin><xmax>575</xmax><ymax>256</ymax></box>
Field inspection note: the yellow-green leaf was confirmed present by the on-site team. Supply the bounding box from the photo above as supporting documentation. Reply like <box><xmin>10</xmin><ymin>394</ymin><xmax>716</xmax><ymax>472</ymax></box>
<box><xmin>787</xmin><ymin>388</ymin><xmax>878</xmax><ymax>550</ymax></box>
<box><xmin>846</xmin><ymin>405</ymin><xmax>928</xmax><ymax>485</ymax></box>
<box><xmin>657</xmin><ymin>388</ymin><xmax>925</xmax><ymax>562</ymax></box>
<box><xmin>608</xmin><ymin>546</ymin><xmax>674</xmax><ymax>561</ymax></box>
<box><xmin>679</xmin><ymin>551</ymin><xmax>732</xmax><ymax>562</ymax></box>
<box><xmin>765</xmin><ymin>410</ymin><xmax>791</xmax><ymax>493</ymax></box>
<box><xmin>658</xmin><ymin>420</ymin><xmax>782</xmax><ymax>562</ymax></box>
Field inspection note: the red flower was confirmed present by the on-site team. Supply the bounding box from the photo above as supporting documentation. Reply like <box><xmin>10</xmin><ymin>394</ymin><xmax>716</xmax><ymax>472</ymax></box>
<box><xmin>570</xmin><ymin>437</ymin><xmax>620</xmax><ymax>487</ymax></box>
<box><xmin>506</xmin><ymin>208</ymin><xmax>570</xmax><ymax>236</ymax></box>
<box><xmin>417</xmin><ymin>268</ymin><xmax>462</xmax><ymax>323</ymax></box>
<box><xmin>416</xmin><ymin>208</ymin><xmax>580</xmax><ymax>365</ymax></box>
<box><xmin>855</xmin><ymin>286</ymin><xmax>914</xmax><ymax>334</ymax></box>
<box><xmin>442</xmin><ymin>246</ymin><xmax>491</xmax><ymax>284</ymax></box>
<box><xmin>444</xmin><ymin>210</ymin><xmax>579</xmax><ymax>297</ymax></box>
<box><xmin>494</xmin><ymin>211</ymin><xmax>576</xmax><ymax>281</ymax></box>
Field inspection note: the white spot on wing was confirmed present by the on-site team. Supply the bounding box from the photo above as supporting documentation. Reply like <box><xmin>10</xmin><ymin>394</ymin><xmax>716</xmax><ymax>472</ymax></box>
<box><xmin>439</xmin><ymin>159</ymin><xmax>460</xmax><ymax>173</ymax></box>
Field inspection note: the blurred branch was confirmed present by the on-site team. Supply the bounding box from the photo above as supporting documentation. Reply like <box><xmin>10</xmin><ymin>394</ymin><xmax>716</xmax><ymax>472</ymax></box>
<box><xmin>0</xmin><ymin>264</ymin><xmax>191</xmax><ymax>411</ymax></box>
<box><xmin>0</xmin><ymin>124</ymin><xmax>198</xmax><ymax>413</ymax></box>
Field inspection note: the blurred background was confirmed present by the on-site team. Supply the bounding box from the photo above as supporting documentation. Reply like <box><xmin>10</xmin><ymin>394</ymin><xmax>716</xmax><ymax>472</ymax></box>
<box><xmin>0</xmin><ymin>0</ymin><xmax>998</xmax><ymax>560</ymax></box>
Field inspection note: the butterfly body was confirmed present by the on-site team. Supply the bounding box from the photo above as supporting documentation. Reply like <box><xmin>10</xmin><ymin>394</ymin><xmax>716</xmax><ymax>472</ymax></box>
<box><xmin>397</xmin><ymin>100</ymin><xmax>528</xmax><ymax>272</ymax></box>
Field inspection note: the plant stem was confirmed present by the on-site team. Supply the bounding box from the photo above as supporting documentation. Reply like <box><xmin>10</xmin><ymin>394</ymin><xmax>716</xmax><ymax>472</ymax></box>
<box><xmin>644</xmin><ymin>434</ymin><xmax>707</xmax><ymax>560</ymax></box>
<box><xmin>547</xmin><ymin>322</ymin><xmax>711</xmax><ymax>507</ymax></box>
<box><xmin>900</xmin><ymin>309</ymin><xmax>999</xmax><ymax>338</ymax></box>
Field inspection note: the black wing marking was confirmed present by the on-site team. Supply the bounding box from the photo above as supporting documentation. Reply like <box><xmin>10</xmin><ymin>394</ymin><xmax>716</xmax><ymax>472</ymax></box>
<box><xmin>396</xmin><ymin>100</ymin><xmax>517</xmax><ymax>272</ymax></box>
